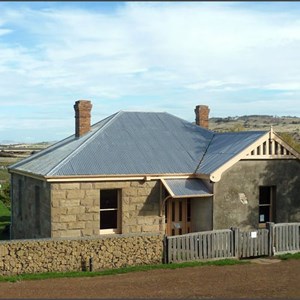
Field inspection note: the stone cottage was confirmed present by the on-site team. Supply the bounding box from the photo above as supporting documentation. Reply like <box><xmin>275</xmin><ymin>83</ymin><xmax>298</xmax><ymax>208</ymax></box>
<box><xmin>9</xmin><ymin>100</ymin><xmax>300</xmax><ymax>239</ymax></box>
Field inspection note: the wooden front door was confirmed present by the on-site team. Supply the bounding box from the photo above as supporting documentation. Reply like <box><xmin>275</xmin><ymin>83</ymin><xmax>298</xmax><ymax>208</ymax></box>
<box><xmin>165</xmin><ymin>198</ymin><xmax>191</xmax><ymax>236</ymax></box>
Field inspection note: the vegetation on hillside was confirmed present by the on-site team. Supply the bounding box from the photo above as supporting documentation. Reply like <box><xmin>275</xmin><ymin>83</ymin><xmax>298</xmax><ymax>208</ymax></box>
<box><xmin>0</xmin><ymin>200</ymin><xmax>10</xmax><ymax>240</ymax></box>
<box><xmin>278</xmin><ymin>132</ymin><xmax>300</xmax><ymax>153</ymax></box>
<box><xmin>210</xmin><ymin>115</ymin><xmax>300</xmax><ymax>153</ymax></box>
<box><xmin>0</xmin><ymin>182</ymin><xmax>10</xmax><ymax>209</ymax></box>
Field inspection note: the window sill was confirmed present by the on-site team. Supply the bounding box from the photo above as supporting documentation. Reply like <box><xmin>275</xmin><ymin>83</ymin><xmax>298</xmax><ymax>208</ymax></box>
<box><xmin>99</xmin><ymin>229</ymin><xmax>119</xmax><ymax>234</ymax></box>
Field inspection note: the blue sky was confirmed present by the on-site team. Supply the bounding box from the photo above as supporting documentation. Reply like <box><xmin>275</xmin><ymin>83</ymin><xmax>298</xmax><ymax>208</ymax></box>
<box><xmin>1</xmin><ymin>1</ymin><xmax>300</xmax><ymax>143</ymax></box>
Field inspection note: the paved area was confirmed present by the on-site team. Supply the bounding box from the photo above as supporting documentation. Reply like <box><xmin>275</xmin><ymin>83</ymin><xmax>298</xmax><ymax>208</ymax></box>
<box><xmin>0</xmin><ymin>259</ymin><xmax>299</xmax><ymax>299</ymax></box>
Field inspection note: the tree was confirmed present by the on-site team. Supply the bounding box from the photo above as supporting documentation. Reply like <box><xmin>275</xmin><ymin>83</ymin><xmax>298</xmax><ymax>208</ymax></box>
<box><xmin>0</xmin><ymin>182</ymin><xmax>10</xmax><ymax>209</ymax></box>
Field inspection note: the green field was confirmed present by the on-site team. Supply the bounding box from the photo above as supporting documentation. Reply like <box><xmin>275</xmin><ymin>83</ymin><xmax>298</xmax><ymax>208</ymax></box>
<box><xmin>0</xmin><ymin>158</ymin><xmax>17</xmax><ymax>240</ymax></box>
<box><xmin>0</xmin><ymin>200</ymin><xmax>10</xmax><ymax>240</ymax></box>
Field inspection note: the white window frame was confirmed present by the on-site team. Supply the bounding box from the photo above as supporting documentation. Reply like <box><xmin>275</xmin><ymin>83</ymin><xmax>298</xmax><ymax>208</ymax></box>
<box><xmin>99</xmin><ymin>189</ymin><xmax>121</xmax><ymax>234</ymax></box>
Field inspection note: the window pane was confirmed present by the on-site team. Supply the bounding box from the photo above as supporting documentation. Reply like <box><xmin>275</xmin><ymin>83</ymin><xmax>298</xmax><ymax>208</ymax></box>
<box><xmin>100</xmin><ymin>189</ymin><xmax>118</xmax><ymax>209</ymax></box>
<box><xmin>259</xmin><ymin>187</ymin><xmax>271</xmax><ymax>205</ymax></box>
<box><xmin>259</xmin><ymin>206</ymin><xmax>270</xmax><ymax>223</ymax></box>
<box><xmin>100</xmin><ymin>210</ymin><xmax>118</xmax><ymax>229</ymax></box>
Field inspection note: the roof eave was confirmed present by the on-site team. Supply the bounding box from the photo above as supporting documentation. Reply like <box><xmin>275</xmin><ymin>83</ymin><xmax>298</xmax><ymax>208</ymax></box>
<box><xmin>8</xmin><ymin>171</ymin><xmax>211</xmax><ymax>183</ymax></box>
<box><xmin>209</xmin><ymin>131</ymin><xmax>270</xmax><ymax>182</ymax></box>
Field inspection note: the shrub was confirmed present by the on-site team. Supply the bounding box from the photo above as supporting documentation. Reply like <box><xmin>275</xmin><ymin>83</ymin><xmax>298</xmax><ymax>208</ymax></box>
<box><xmin>0</xmin><ymin>182</ymin><xmax>10</xmax><ymax>209</ymax></box>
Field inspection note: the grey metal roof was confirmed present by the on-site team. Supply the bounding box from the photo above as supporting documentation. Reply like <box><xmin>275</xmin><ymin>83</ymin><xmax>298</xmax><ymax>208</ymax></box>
<box><xmin>9</xmin><ymin>111</ymin><xmax>214</xmax><ymax>176</ymax></box>
<box><xmin>9</xmin><ymin>113</ymin><xmax>117</xmax><ymax>176</ymax></box>
<box><xmin>163</xmin><ymin>179</ymin><xmax>212</xmax><ymax>198</ymax></box>
<box><xmin>197</xmin><ymin>131</ymin><xmax>266</xmax><ymax>174</ymax></box>
<box><xmin>9</xmin><ymin>110</ymin><xmax>266</xmax><ymax>177</ymax></box>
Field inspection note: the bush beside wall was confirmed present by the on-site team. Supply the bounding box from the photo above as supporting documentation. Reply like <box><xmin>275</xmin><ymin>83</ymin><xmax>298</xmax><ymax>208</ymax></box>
<box><xmin>0</xmin><ymin>233</ymin><xmax>163</xmax><ymax>276</ymax></box>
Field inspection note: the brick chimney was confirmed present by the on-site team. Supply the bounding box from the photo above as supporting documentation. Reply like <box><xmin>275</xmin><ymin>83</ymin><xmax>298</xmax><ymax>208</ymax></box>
<box><xmin>195</xmin><ymin>105</ymin><xmax>210</xmax><ymax>129</ymax></box>
<box><xmin>74</xmin><ymin>100</ymin><xmax>92</xmax><ymax>137</ymax></box>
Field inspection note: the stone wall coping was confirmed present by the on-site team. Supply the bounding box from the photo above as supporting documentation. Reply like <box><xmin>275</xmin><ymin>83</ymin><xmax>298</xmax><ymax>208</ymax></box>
<box><xmin>0</xmin><ymin>232</ymin><xmax>164</xmax><ymax>245</ymax></box>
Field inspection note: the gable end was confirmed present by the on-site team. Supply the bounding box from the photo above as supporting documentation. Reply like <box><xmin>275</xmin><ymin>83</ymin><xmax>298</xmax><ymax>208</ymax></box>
<box><xmin>243</xmin><ymin>129</ymin><xmax>300</xmax><ymax>160</ymax></box>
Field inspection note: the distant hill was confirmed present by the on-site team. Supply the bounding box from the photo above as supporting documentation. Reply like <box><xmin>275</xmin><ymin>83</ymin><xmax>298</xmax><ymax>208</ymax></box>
<box><xmin>1</xmin><ymin>115</ymin><xmax>300</xmax><ymax>156</ymax></box>
<box><xmin>209</xmin><ymin>115</ymin><xmax>300</xmax><ymax>150</ymax></box>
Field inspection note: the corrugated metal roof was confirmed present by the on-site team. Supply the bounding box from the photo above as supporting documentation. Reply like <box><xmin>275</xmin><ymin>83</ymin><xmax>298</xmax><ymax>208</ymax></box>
<box><xmin>9</xmin><ymin>111</ymin><xmax>214</xmax><ymax>176</ymax></box>
<box><xmin>197</xmin><ymin>131</ymin><xmax>266</xmax><ymax>174</ymax></box>
<box><xmin>163</xmin><ymin>179</ymin><xmax>212</xmax><ymax>197</ymax></box>
<box><xmin>9</xmin><ymin>113</ymin><xmax>118</xmax><ymax>176</ymax></box>
<box><xmin>9</xmin><ymin>110</ymin><xmax>266</xmax><ymax>177</ymax></box>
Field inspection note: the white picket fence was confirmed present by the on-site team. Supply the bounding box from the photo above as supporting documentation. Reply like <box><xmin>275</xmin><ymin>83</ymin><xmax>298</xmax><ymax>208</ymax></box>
<box><xmin>165</xmin><ymin>222</ymin><xmax>300</xmax><ymax>263</ymax></box>
<box><xmin>272</xmin><ymin>223</ymin><xmax>300</xmax><ymax>255</ymax></box>
<box><xmin>166</xmin><ymin>229</ymin><xmax>234</xmax><ymax>263</ymax></box>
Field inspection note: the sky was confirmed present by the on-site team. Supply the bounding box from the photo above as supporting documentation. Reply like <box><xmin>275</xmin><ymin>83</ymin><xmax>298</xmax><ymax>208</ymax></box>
<box><xmin>1</xmin><ymin>1</ymin><xmax>300</xmax><ymax>143</ymax></box>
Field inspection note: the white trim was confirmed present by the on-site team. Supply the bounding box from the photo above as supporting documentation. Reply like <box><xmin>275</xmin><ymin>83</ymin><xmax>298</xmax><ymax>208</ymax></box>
<box><xmin>210</xmin><ymin>132</ymin><xmax>270</xmax><ymax>182</ymax></box>
<box><xmin>99</xmin><ymin>188</ymin><xmax>121</xmax><ymax>234</ymax></box>
<box><xmin>210</xmin><ymin>130</ymin><xmax>300</xmax><ymax>182</ymax></box>
<box><xmin>99</xmin><ymin>228</ymin><xmax>119</xmax><ymax>234</ymax></box>
<box><xmin>9</xmin><ymin>171</ymin><xmax>210</xmax><ymax>183</ymax></box>
<box><xmin>243</xmin><ymin>155</ymin><xmax>296</xmax><ymax>160</ymax></box>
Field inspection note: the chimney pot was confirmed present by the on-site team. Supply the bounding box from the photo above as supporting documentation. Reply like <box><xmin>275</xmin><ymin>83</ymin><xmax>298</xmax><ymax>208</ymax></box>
<box><xmin>74</xmin><ymin>100</ymin><xmax>92</xmax><ymax>137</ymax></box>
<box><xmin>195</xmin><ymin>105</ymin><xmax>210</xmax><ymax>129</ymax></box>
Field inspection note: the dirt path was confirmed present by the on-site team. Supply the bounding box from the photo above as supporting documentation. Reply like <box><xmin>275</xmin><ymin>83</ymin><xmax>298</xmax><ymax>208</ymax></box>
<box><xmin>0</xmin><ymin>259</ymin><xmax>299</xmax><ymax>299</ymax></box>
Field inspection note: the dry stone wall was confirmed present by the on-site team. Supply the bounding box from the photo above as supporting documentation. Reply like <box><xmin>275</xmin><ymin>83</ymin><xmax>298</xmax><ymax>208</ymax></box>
<box><xmin>0</xmin><ymin>233</ymin><xmax>163</xmax><ymax>276</ymax></box>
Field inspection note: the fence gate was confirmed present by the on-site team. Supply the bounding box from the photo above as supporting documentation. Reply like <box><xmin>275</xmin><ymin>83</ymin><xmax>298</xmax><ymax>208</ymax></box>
<box><xmin>166</xmin><ymin>229</ymin><xmax>235</xmax><ymax>263</ymax></box>
<box><xmin>238</xmin><ymin>229</ymin><xmax>269</xmax><ymax>258</ymax></box>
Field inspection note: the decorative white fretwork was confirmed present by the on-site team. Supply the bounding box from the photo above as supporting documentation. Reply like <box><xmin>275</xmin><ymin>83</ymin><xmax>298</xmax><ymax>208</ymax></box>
<box><xmin>244</xmin><ymin>127</ymin><xmax>298</xmax><ymax>160</ymax></box>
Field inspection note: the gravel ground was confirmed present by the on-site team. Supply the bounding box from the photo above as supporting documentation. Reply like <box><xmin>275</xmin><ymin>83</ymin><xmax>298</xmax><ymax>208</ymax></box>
<box><xmin>0</xmin><ymin>259</ymin><xmax>299</xmax><ymax>299</ymax></box>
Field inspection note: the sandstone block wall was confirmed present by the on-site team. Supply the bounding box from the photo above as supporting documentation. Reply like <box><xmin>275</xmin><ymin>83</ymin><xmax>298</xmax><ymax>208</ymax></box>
<box><xmin>51</xmin><ymin>180</ymin><xmax>164</xmax><ymax>238</ymax></box>
<box><xmin>0</xmin><ymin>233</ymin><xmax>163</xmax><ymax>276</ymax></box>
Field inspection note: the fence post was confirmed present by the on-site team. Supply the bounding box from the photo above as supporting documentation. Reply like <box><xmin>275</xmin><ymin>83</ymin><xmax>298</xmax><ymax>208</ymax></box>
<box><xmin>266</xmin><ymin>222</ymin><xmax>274</xmax><ymax>257</ymax></box>
<box><xmin>163</xmin><ymin>235</ymin><xmax>168</xmax><ymax>264</ymax></box>
<box><xmin>231</xmin><ymin>227</ymin><xmax>240</xmax><ymax>259</ymax></box>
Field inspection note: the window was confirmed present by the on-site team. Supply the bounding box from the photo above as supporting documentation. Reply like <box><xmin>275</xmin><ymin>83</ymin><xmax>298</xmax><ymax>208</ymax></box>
<box><xmin>100</xmin><ymin>189</ymin><xmax>120</xmax><ymax>234</ymax></box>
<box><xmin>259</xmin><ymin>186</ymin><xmax>276</xmax><ymax>224</ymax></box>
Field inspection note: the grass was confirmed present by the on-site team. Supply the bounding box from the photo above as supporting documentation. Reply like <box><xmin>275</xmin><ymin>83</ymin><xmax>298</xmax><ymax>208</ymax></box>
<box><xmin>276</xmin><ymin>252</ymin><xmax>300</xmax><ymax>260</ymax></box>
<box><xmin>2</xmin><ymin>251</ymin><xmax>299</xmax><ymax>283</ymax></box>
<box><xmin>0</xmin><ymin>258</ymin><xmax>248</xmax><ymax>283</ymax></box>
<box><xmin>0</xmin><ymin>200</ymin><xmax>10</xmax><ymax>240</ymax></box>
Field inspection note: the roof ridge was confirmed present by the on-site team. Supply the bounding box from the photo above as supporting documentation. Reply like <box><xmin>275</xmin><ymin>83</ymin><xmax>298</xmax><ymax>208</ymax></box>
<box><xmin>116</xmin><ymin>110</ymin><xmax>167</xmax><ymax>113</ymax></box>
<box><xmin>47</xmin><ymin>111</ymin><xmax>123</xmax><ymax>176</ymax></box>
<box><xmin>164</xmin><ymin>112</ymin><xmax>215</xmax><ymax>133</ymax></box>
<box><xmin>215</xmin><ymin>130</ymin><xmax>267</xmax><ymax>135</ymax></box>
<box><xmin>8</xmin><ymin>135</ymin><xmax>76</xmax><ymax>171</ymax></box>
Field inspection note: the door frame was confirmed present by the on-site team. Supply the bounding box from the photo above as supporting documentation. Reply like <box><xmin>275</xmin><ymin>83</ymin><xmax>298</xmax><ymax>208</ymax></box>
<box><xmin>165</xmin><ymin>198</ymin><xmax>191</xmax><ymax>236</ymax></box>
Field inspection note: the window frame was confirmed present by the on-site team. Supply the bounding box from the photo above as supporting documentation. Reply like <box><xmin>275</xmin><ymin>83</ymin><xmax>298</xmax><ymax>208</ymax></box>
<box><xmin>258</xmin><ymin>186</ymin><xmax>276</xmax><ymax>226</ymax></box>
<box><xmin>99</xmin><ymin>189</ymin><xmax>121</xmax><ymax>234</ymax></box>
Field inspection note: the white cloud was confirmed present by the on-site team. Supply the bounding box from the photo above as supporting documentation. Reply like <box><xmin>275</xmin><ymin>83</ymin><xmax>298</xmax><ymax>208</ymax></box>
<box><xmin>0</xmin><ymin>2</ymin><xmax>300</xmax><ymax>141</ymax></box>
<box><xmin>265</xmin><ymin>82</ymin><xmax>300</xmax><ymax>91</ymax></box>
